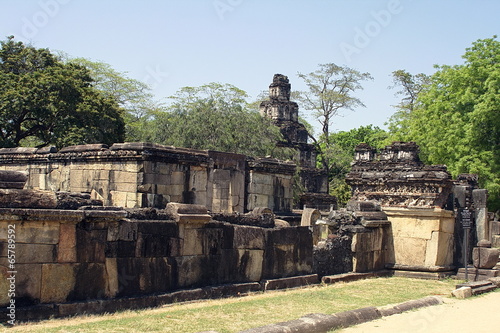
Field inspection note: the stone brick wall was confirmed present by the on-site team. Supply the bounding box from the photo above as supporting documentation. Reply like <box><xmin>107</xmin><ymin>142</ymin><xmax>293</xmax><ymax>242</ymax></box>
<box><xmin>247</xmin><ymin>158</ymin><xmax>295</xmax><ymax>213</ymax></box>
<box><xmin>0</xmin><ymin>143</ymin><xmax>312</xmax><ymax>213</ymax></box>
<box><xmin>0</xmin><ymin>205</ymin><xmax>313</xmax><ymax>307</ymax></box>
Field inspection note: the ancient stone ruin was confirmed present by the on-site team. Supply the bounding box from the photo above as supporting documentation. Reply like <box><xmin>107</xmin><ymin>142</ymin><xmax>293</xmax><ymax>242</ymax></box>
<box><xmin>0</xmin><ymin>169</ymin><xmax>315</xmax><ymax>321</ymax></box>
<box><xmin>260</xmin><ymin>74</ymin><xmax>336</xmax><ymax>211</ymax></box>
<box><xmin>315</xmin><ymin>142</ymin><xmax>498</xmax><ymax>279</ymax></box>
<box><xmin>0</xmin><ymin>73</ymin><xmax>498</xmax><ymax>323</ymax></box>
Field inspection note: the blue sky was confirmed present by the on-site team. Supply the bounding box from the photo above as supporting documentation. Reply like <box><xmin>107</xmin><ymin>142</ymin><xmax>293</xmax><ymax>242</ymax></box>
<box><xmin>1</xmin><ymin>0</ymin><xmax>499</xmax><ymax>136</ymax></box>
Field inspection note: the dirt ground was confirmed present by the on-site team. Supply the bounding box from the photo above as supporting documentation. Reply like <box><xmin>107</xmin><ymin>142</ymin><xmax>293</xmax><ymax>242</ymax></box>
<box><xmin>339</xmin><ymin>290</ymin><xmax>500</xmax><ymax>333</ymax></box>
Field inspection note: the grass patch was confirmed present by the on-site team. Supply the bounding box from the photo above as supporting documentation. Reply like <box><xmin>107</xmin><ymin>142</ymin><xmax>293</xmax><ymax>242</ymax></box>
<box><xmin>2</xmin><ymin>277</ymin><xmax>457</xmax><ymax>333</ymax></box>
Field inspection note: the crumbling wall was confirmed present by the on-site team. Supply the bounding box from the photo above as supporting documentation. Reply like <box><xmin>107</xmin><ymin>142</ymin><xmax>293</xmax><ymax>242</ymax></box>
<box><xmin>314</xmin><ymin>200</ymin><xmax>392</xmax><ymax>275</ymax></box>
<box><xmin>344</xmin><ymin>142</ymin><xmax>458</xmax><ymax>276</ymax></box>
<box><xmin>0</xmin><ymin>143</ymin><xmax>300</xmax><ymax>213</ymax></box>
<box><xmin>0</xmin><ymin>193</ymin><xmax>313</xmax><ymax>308</ymax></box>
<box><xmin>247</xmin><ymin>158</ymin><xmax>295</xmax><ymax>213</ymax></box>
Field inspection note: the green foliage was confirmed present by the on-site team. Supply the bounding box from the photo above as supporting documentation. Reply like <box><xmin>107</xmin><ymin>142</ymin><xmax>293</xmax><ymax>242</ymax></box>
<box><xmin>151</xmin><ymin>83</ymin><xmax>293</xmax><ymax>158</ymax></box>
<box><xmin>386</xmin><ymin>70</ymin><xmax>430</xmax><ymax>142</ymax></box>
<box><xmin>0</xmin><ymin>37</ymin><xmax>125</xmax><ymax>148</ymax></box>
<box><xmin>324</xmin><ymin>125</ymin><xmax>388</xmax><ymax>206</ymax></box>
<box><xmin>390</xmin><ymin>37</ymin><xmax>500</xmax><ymax>211</ymax></box>
<box><xmin>295</xmin><ymin>63</ymin><xmax>373</xmax><ymax>194</ymax></box>
<box><xmin>296</xmin><ymin>63</ymin><xmax>373</xmax><ymax>143</ymax></box>
<box><xmin>67</xmin><ymin>57</ymin><xmax>160</xmax><ymax>142</ymax></box>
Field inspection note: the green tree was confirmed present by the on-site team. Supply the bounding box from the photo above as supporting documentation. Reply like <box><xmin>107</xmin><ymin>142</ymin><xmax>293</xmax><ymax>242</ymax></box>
<box><xmin>151</xmin><ymin>83</ymin><xmax>292</xmax><ymax>158</ymax></box>
<box><xmin>295</xmin><ymin>63</ymin><xmax>373</xmax><ymax>191</ymax></box>
<box><xmin>386</xmin><ymin>70</ymin><xmax>430</xmax><ymax>141</ymax></box>
<box><xmin>67</xmin><ymin>57</ymin><xmax>159</xmax><ymax>142</ymax></box>
<box><xmin>397</xmin><ymin>37</ymin><xmax>500</xmax><ymax>211</ymax></box>
<box><xmin>0</xmin><ymin>37</ymin><xmax>125</xmax><ymax>148</ymax></box>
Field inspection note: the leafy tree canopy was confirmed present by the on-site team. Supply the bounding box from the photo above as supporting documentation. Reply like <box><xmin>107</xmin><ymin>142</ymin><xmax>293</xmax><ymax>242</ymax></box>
<box><xmin>0</xmin><ymin>36</ymin><xmax>125</xmax><ymax>148</ymax></box>
<box><xmin>66</xmin><ymin>57</ymin><xmax>159</xmax><ymax>142</ymax></box>
<box><xmin>150</xmin><ymin>83</ymin><xmax>293</xmax><ymax>159</ymax></box>
<box><xmin>386</xmin><ymin>70</ymin><xmax>430</xmax><ymax>141</ymax></box>
<box><xmin>390</xmin><ymin>37</ymin><xmax>500</xmax><ymax>210</ymax></box>
<box><xmin>294</xmin><ymin>63</ymin><xmax>373</xmax><ymax>193</ymax></box>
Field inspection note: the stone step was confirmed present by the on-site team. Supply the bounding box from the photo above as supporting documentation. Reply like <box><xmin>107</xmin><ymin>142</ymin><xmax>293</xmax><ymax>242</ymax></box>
<box><xmin>455</xmin><ymin>280</ymin><xmax>497</xmax><ymax>296</ymax></box>
<box><xmin>456</xmin><ymin>280</ymin><xmax>493</xmax><ymax>289</ymax></box>
<box><xmin>456</xmin><ymin>267</ymin><xmax>500</xmax><ymax>281</ymax></box>
<box><xmin>471</xmin><ymin>284</ymin><xmax>497</xmax><ymax>296</ymax></box>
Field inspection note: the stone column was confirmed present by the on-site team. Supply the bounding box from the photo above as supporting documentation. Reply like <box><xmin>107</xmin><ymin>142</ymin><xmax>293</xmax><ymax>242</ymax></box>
<box><xmin>473</xmin><ymin>189</ymin><xmax>489</xmax><ymax>242</ymax></box>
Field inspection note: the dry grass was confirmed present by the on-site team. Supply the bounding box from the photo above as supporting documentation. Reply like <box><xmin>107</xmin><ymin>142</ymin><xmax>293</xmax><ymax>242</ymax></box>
<box><xmin>1</xmin><ymin>277</ymin><xmax>458</xmax><ymax>333</ymax></box>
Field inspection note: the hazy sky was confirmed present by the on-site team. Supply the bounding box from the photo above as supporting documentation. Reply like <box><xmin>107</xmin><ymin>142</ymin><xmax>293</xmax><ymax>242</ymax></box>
<box><xmin>2</xmin><ymin>0</ymin><xmax>499</xmax><ymax>136</ymax></box>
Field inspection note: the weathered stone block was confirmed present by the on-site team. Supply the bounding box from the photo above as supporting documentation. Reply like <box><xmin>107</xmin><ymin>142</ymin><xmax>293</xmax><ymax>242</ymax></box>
<box><xmin>179</xmin><ymin>228</ymin><xmax>204</xmax><ymax>256</ymax></box>
<box><xmin>112</xmin><ymin>171</ymin><xmax>138</xmax><ymax>184</ymax></box>
<box><xmin>351</xmin><ymin>229</ymin><xmax>385</xmax><ymax>254</ymax></box>
<box><xmin>9</xmin><ymin>221</ymin><xmax>59</xmax><ymax>244</ymax></box>
<box><xmin>250</xmin><ymin>172</ymin><xmax>273</xmax><ymax>186</ymax></box>
<box><xmin>237</xmin><ymin>249</ymin><xmax>264</xmax><ymax>281</ymax></box>
<box><xmin>203</xmin><ymin>227</ymin><xmax>225</xmax><ymax>255</ymax></box>
<box><xmin>248</xmin><ymin>194</ymin><xmax>269</xmax><ymax>210</ymax></box>
<box><xmin>170</xmin><ymin>171</ymin><xmax>185</xmax><ymax>185</ymax></box>
<box><xmin>475</xmin><ymin>208</ymin><xmax>489</xmax><ymax>244</ymax></box>
<box><xmin>0</xmin><ymin>170</ymin><xmax>28</xmax><ymax>184</ymax></box>
<box><xmin>213</xmin><ymin>187</ymin><xmax>230</xmax><ymax>199</ymax></box>
<box><xmin>190</xmin><ymin>170</ymin><xmax>207</xmax><ymax>191</ymax></box>
<box><xmin>472</xmin><ymin>189</ymin><xmax>488</xmax><ymax>208</ymax></box>
<box><xmin>8</xmin><ymin>243</ymin><xmax>56</xmax><ymax>264</ymax></box>
<box><xmin>175</xmin><ymin>255</ymin><xmax>204</xmax><ymax>288</ymax></box>
<box><xmin>105</xmin><ymin>258</ymin><xmax>118</xmax><ymax>297</ymax></box>
<box><xmin>473</xmin><ymin>247</ymin><xmax>500</xmax><ymax>269</ymax></box>
<box><xmin>393</xmin><ymin>237</ymin><xmax>427</xmax><ymax>266</ymax></box>
<box><xmin>58</xmin><ymin>223</ymin><xmax>77</xmax><ymax>263</ymax></box>
<box><xmin>232</xmin><ymin>225</ymin><xmax>266</xmax><ymax>250</ymax></box>
<box><xmin>263</xmin><ymin>227</ymin><xmax>313</xmax><ymax>279</ymax></box>
<box><xmin>40</xmin><ymin>263</ymin><xmax>77</xmax><ymax>303</ymax></box>
<box><xmin>391</xmin><ymin>217</ymin><xmax>440</xmax><ymax>240</ymax></box>
<box><xmin>492</xmin><ymin>235</ymin><xmax>500</xmax><ymax>248</ymax></box>
<box><xmin>212</xmin><ymin>169</ymin><xmax>231</xmax><ymax>182</ymax></box>
<box><xmin>76</xmin><ymin>227</ymin><xmax>106</xmax><ymax>263</ymax></box>
<box><xmin>70</xmin><ymin>263</ymin><xmax>108</xmax><ymax>301</ymax></box>
<box><xmin>452</xmin><ymin>286</ymin><xmax>472</xmax><ymax>299</ymax></box>
<box><xmin>115</xmin><ymin>257</ymin><xmax>174</xmax><ymax>296</ymax></box>
<box><xmin>0</xmin><ymin>266</ymin><xmax>10</xmax><ymax>306</ymax></box>
<box><xmin>105</xmin><ymin>241</ymin><xmax>136</xmax><ymax>258</ymax></box>
<box><xmin>0</xmin><ymin>189</ymin><xmax>58</xmax><ymax>209</ymax></box>
<box><xmin>166</xmin><ymin>202</ymin><xmax>211</xmax><ymax>224</ymax></box>
<box><xmin>353</xmin><ymin>251</ymin><xmax>374</xmax><ymax>273</ymax></box>
<box><xmin>143</xmin><ymin>172</ymin><xmax>163</xmax><ymax>185</ymax></box>
<box><xmin>425</xmin><ymin>231</ymin><xmax>454</xmax><ymax>267</ymax></box>
<box><xmin>113</xmin><ymin>181</ymin><xmax>138</xmax><ymax>193</ymax></box>
<box><xmin>248</xmin><ymin>182</ymin><xmax>273</xmax><ymax>195</ymax></box>
<box><xmin>110</xmin><ymin>191</ymin><xmax>128</xmax><ymax>207</ymax></box>
<box><xmin>107</xmin><ymin>221</ymin><xmax>138</xmax><ymax>241</ymax></box>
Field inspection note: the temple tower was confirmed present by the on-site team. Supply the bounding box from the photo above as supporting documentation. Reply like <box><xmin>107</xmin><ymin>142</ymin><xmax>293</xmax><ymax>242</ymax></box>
<box><xmin>260</xmin><ymin>74</ymin><xmax>335</xmax><ymax>210</ymax></box>
<box><xmin>260</xmin><ymin>74</ymin><xmax>314</xmax><ymax>167</ymax></box>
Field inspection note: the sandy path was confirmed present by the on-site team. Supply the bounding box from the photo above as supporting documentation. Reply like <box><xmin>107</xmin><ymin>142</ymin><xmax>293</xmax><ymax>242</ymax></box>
<box><xmin>339</xmin><ymin>291</ymin><xmax>500</xmax><ymax>333</ymax></box>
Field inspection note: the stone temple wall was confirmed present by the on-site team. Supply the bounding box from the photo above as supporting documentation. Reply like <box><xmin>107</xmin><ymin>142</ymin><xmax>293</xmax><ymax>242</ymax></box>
<box><xmin>0</xmin><ymin>201</ymin><xmax>313</xmax><ymax>310</ymax></box>
<box><xmin>0</xmin><ymin>142</ymin><xmax>310</xmax><ymax>214</ymax></box>
<box><xmin>344</xmin><ymin>142</ymin><xmax>495</xmax><ymax>278</ymax></box>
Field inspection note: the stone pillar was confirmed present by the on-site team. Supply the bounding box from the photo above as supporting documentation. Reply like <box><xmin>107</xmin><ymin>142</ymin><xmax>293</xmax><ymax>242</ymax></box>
<box><xmin>473</xmin><ymin>189</ymin><xmax>489</xmax><ymax>242</ymax></box>
<box><xmin>166</xmin><ymin>203</ymin><xmax>211</xmax><ymax>257</ymax></box>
